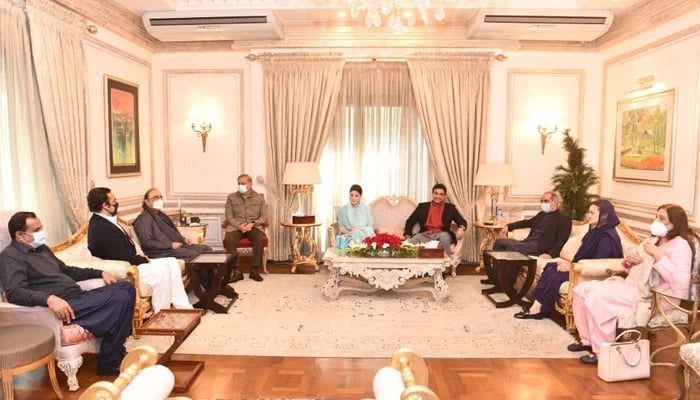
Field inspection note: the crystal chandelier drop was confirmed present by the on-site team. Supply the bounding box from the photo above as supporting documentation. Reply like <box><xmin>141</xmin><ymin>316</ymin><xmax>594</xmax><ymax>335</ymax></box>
<box><xmin>346</xmin><ymin>0</ymin><xmax>447</xmax><ymax>34</ymax></box>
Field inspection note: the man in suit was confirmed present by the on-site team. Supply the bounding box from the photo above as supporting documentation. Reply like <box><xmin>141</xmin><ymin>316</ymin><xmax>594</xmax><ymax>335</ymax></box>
<box><xmin>403</xmin><ymin>183</ymin><xmax>467</xmax><ymax>257</ymax></box>
<box><xmin>224</xmin><ymin>174</ymin><xmax>268</xmax><ymax>282</ymax></box>
<box><xmin>86</xmin><ymin>187</ymin><xmax>192</xmax><ymax>313</ymax></box>
<box><xmin>0</xmin><ymin>211</ymin><xmax>134</xmax><ymax>376</ymax></box>
<box><xmin>482</xmin><ymin>190</ymin><xmax>572</xmax><ymax>285</ymax></box>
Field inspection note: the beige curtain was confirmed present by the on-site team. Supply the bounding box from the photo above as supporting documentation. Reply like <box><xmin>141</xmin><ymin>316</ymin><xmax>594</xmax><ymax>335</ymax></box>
<box><xmin>25</xmin><ymin>0</ymin><xmax>89</xmax><ymax>231</ymax></box>
<box><xmin>0</xmin><ymin>0</ymin><xmax>68</xmax><ymax>244</ymax></box>
<box><xmin>260</xmin><ymin>53</ymin><xmax>345</xmax><ymax>261</ymax></box>
<box><xmin>407</xmin><ymin>53</ymin><xmax>495</xmax><ymax>263</ymax></box>
<box><xmin>318</xmin><ymin>62</ymin><xmax>434</xmax><ymax>232</ymax></box>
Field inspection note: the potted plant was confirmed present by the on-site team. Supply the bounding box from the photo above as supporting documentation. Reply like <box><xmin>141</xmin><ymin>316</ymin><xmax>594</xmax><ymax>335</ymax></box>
<box><xmin>551</xmin><ymin>129</ymin><xmax>599</xmax><ymax>220</ymax></box>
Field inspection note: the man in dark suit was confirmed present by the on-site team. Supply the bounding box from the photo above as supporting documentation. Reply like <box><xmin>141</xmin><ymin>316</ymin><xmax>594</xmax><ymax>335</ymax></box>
<box><xmin>86</xmin><ymin>187</ymin><xmax>192</xmax><ymax>313</ymax></box>
<box><xmin>0</xmin><ymin>211</ymin><xmax>135</xmax><ymax>376</ymax></box>
<box><xmin>403</xmin><ymin>183</ymin><xmax>467</xmax><ymax>257</ymax></box>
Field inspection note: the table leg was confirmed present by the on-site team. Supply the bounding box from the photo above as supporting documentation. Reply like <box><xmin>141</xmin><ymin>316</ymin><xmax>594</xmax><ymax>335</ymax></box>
<box><xmin>485</xmin><ymin>260</ymin><xmax>535</xmax><ymax>309</ymax></box>
<box><xmin>322</xmin><ymin>268</ymin><xmax>341</xmax><ymax>299</ymax></box>
<box><xmin>191</xmin><ymin>264</ymin><xmax>233</xmax><ymax>314</ymax></box>
<box><xmin>651</xmin><ymin>293</ymin><xmax>692</xmax><ymax>367</ymax></box>
<box><xmin>433</xmin><ymin>271</ymin><xmax>450</xmax><ymax>301</ymax></box>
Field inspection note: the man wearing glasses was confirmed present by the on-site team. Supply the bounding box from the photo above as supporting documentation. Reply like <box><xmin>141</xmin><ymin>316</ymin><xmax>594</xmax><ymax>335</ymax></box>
<box><xmin>482</xmin><ymin>190</ymin><xmax>571</xmax><ymax>285</ymax></box>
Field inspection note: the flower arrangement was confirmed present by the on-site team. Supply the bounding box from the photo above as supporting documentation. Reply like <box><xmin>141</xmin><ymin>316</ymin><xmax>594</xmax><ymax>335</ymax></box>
<box><xmin>344</xmin><ymin>233</ymin><xmax>420</xmax><ymax>258</ymax></box>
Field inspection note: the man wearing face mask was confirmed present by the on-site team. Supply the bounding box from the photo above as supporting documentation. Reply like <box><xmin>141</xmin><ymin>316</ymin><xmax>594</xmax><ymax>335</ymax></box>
<box><xmin>224</xmin><ymin>174</ymin><xmax>268</xmax><ymax>282</ymax></box>
<box><xmin>133</xmin><ymin>188</ymin><xmax>213</xmax><ymax>261</ymax></box>
<box><xmin>87</xmin><ymin>187</ymin><xmax>193</xmax><ymax>313</ymax></box>
<box><xmin>482</xmin><ymin>190</ymin><xmax>572</xmax><ymax>285</ymax></box>
<box><xmin>0</xmin><ymin>211</ymin><xmax>135</xmax><ymax>376</ymax></box>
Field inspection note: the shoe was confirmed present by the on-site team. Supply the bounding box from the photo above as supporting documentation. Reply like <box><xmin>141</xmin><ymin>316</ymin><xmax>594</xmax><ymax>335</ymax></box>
<box><xmin>579</xmin><ymin>354</ymin><xmax>598</xmax><ymax>365</ymax></box>
<box><xmin>229</xmin><ymin>269</ymin><xmax>244</xmax><ymax>283</ymax></box>
<box><xmin>567</xmin><ymin>342</ymin><xmax>593</xmax><ymax>352</ymax></box>
<box><xmin>480</xmin><ymin>278</ymin><xmax>493</xmax><ymax>285</ymax></box>
<box><xmin>513</xmin><ymin>310</ymin><xmax>544</xmax><ymax>320</ymax></box>
<box><xmin>97</xmin><ymin>365</ymin><xmax>121</xmax><ymax>376</ymax></box>
<box><xmin>249</xmin><ymin>272</ymin><xmax>264</xmax><ymax>282</ymax></box>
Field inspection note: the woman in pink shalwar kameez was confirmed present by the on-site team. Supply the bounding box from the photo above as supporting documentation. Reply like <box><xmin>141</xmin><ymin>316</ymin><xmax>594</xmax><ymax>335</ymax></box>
<box><xmin>569</xmin><ymin>204</ymin><xmax>696</xmax><ymax>364</ymax></box>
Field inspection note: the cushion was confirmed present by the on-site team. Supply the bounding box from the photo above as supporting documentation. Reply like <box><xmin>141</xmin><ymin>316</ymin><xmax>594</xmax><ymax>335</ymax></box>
<box><xmin>681</xmin><ymin>343</ymin><xmax>700</xmax><ymax>376</ymax></box>
<box><xmin>0</xmin><ymin>324</ymin><xmax>55</xmax><ymax>369</ymax></box>
<box><xmin>238</xmin><ymin>236</ymin><xmax>269</xmax><ymax>247</ymax></box>
<box><xmin>60</xmin><ymin>324</ymin><xmax>95</xmax><ymax>346</ymax></box>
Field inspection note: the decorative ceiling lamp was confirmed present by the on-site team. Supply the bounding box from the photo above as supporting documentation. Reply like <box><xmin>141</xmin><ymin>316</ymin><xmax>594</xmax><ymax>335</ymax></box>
<box><xmin>346</xmin><ymin>0</ymin><xmax>447</xmax><ymax>33</ymax></box>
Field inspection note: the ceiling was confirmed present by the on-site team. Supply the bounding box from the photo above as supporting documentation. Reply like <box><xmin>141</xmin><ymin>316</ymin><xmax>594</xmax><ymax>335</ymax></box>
<box><xmin>96</xmin><ymin>0</ymin><xmax>673</xmax><ymax>50</ymax></box>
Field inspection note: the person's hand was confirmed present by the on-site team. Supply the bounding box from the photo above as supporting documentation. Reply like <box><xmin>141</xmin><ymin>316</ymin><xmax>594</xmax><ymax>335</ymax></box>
<box><xmin>539</xmin><ymin>253</ymin><xmax>552</xmax><ymax>259</ymax></box>
<box><xmin>497</xmin><ymin>227</ymin><xmax>508</xmax><ymax>238</ymax></box>
<box><xmin>623</xmin><ymin>252</ymin><xmax>643</xmax><ymax>269</ymax></box>
<box><xmin>643</xmin><ymin>241</ymin><xmax>665</xmax><ymax>262</ymax></box>
<box><xmin>47</xmin><ymin>295</ymin><xmax>75</xmax><ymax>323</ymax></box>
<box><xmin>172</xmin><ymin>242</ymin><xmax>183</xmax><ymax>249</ymax></box>
<box><xmin>557</xmin><ymin>259</ymin><xmax>572</xmax><ymax>272</ymax></box>
<box><xmin>456</xmin><ymin>227</ymin><xmax>465</xmax><ymax>240</ymax></box>
<box><xmin>184</xmin><ymin>238</ymin><xmax>192</xmax><ymax>245</ymax></box>
<box><xmin>339</xmin><ymin>228</ymin><xmax>349</xmax><ymax>234</ymax></box>
<box><xmin>101</xmin><ymin>271</ymin><xmax>118</xmax><ymax>285</ymax></box>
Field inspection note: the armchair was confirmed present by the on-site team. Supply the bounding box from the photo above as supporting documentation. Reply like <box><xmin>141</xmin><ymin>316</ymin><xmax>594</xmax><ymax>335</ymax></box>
<box><xmin>220</xmin><ymin>220</ymin><xmax>269</xmax><ymax>273</ymax></box>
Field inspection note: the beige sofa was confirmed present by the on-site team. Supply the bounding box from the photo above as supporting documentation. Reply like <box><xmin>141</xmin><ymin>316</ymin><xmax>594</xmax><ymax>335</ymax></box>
<box><xmin>511</xmin><ymin>219</ymin><xmax>642</xmax><ymax>332</ymax></box>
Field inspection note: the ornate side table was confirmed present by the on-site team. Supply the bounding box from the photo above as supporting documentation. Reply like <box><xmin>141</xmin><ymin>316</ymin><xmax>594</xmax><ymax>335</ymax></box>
<box><xmin>473</xmin><ymin>221</ymin><xmax>505</xmax><ymax>272</ymax></box>
<box><xmin>280</xmin><ymin>221</ymin><xmax>322</xmax><ymax>273</ymax></box>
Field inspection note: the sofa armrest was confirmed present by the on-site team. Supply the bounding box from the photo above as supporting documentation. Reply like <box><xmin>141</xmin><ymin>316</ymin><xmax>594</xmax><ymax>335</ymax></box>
<box><xmin>573</xmin><ymin>258</ymin><xmax>626</xmax><ymax>277</ymax></box>
<box><xmin>0</xmin><ymin>302</ymin><xmax>62</xmax><ymax>350</ymax></box>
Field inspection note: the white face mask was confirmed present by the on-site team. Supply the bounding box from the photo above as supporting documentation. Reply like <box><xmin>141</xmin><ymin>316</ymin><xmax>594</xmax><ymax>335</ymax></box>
<box><xmin>238</xmin><ymin>184</ymin><xmax>248</xmax><ymax>194</ymax></box>
<box><xmin>152</xmin><ymin>199</ymin><xmax>164</xmax><ymax>210</ymax></box>
<box><xmin>649</xmin><ymin>220</ymin><xmax>669</xmax><ymax>237</ymax></box>
<box><xmin>30</xmin><ymin>230</ymin><xmax>47</xmax><ymax>248</ymax></box>
<box><xmin>540</xmin><ymin>202</ymin><xmax>551</xmax><ymax>213</ymax></box>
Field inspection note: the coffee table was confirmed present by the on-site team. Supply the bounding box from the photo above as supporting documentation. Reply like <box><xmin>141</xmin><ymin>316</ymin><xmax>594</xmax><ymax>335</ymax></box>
<box><xmin>482</xmin><ymin>250</ymin><xmax>537</xmax><ymax>308</ymax></box>
<box><xmin>186</xmin><ymin>252</ymin><xmax>237</xmax><ymax>313</ymax></box>
<box><xmin>321</xmin><ymin>248</ymin><xmax>450</xmax><ymax>301</ymax></box>
<box><xmin>135</xmin><ymin>309</ymin><xmax>204</xmax><ymax>392</ymax></box>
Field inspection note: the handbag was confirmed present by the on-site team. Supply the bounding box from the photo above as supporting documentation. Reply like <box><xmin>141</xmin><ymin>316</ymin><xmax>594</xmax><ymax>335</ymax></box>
<box><xmin>597</xmin><ymin>329</ymin><xmax>650</xmax><ymax>382</ymax></box>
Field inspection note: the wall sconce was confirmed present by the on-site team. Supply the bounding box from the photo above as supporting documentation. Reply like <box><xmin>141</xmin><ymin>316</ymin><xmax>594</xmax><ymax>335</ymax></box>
<box><xmin>191</xmin><ymin>122</ymin><xmax>212</xmax><ymax>152</ymax></box>
<box><xmin>537</xmin><ymin>124</ymin><xmax>558</xmax><ymax>154</ymax></box>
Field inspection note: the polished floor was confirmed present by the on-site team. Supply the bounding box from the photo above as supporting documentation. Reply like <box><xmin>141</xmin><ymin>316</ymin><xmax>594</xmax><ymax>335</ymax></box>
<box><xmin>6</xmin><ymin>263</ymin><xmax>696</xmax><ymax>399</ymax></box>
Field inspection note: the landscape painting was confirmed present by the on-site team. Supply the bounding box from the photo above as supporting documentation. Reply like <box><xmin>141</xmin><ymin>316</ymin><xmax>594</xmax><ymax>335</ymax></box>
<box><xmin>106</xmin><ymin>76</ymin><xmax>140</xmax><ymax>176</ymax></box>
<box><xmin>613</xmin><ymin>89</ymin><xmax>675</xmax><ymax>185</ymax></box>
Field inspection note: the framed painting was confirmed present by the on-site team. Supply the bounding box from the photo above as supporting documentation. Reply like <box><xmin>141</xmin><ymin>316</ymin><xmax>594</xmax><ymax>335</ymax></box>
<box><xmin>613</xmin><ymin>89</ymin><xmax>675</xmax><ymax>185</ymax></box>
<box><xmin>106</xmin><ymin>76</ymin><xmax>141</xmax><ymax>177</ymax></box>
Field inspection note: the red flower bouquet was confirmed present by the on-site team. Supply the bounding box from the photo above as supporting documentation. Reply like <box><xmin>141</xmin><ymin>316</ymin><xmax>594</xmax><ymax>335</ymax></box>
<box><xmin>362</xmin><ymin>233</ymin><xmax>403</xmax><ymax>249</ymax></box>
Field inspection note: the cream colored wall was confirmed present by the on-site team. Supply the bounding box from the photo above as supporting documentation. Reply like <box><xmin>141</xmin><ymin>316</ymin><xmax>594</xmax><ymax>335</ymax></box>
<box><xmin>84</xmin><ymin>26</ymin><xmax>153</xmax><ymax>211</ymax></box>
<box><xmin>598</xmin><ymin>10</ymin><xmax>700</xmax><ymax>230</ymax></box>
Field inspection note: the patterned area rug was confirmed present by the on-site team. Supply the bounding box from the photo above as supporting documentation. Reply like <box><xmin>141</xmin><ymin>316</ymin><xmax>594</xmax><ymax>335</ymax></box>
<box><xmin>126</xmin><ymin>274</ymin><xmax>577</xmax><ymax>358</ymax></box>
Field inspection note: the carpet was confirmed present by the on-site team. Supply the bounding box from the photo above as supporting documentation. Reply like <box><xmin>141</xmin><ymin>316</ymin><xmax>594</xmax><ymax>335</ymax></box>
<box><xmin>126</xmin><ymin>274</ymin><xmax>577</xmax><ymax>358</ymax></box>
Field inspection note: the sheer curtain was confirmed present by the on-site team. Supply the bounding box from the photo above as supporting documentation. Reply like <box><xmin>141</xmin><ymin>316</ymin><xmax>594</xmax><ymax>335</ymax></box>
<box><xmin>318</xmin><ymin>62</ymin><xmax>434</xmax><ymax>233</ymax></box>
<box><xmin>0</xmin><ymin>0</ymin><xmax>67</xmax><ymax>244</ymax></box>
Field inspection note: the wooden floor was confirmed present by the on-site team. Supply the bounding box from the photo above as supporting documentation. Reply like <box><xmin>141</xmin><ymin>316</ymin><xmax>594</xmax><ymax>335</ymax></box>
<box><xmin>6</xmin><ymin>263</ymin><xmax>697</xmax><ymax>399</ymax></box>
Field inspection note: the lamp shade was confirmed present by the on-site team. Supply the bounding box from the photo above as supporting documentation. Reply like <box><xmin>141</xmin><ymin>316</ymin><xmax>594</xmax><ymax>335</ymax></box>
<box><xmin>474</xmin><ymin>163</ymin><xmax>516</xmax><ymax>187</ymax></box>
<box><xmin>282</xmin><ymin>162</ymin><xmax>321</xmax><ymax>185</ymax></box>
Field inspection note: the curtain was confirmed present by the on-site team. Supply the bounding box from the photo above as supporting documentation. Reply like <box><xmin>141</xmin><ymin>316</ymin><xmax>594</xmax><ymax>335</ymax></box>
<box><xmin>0</xmin><ymin>0</ymin><xmax>67</xmax><ymax>244</ymax></box>
<box><xmin>407</xmin><ymin>52</ymin><xmax>495</xmax><ymax>263</ymax></box>
<box><xmin>25</xmin><ymin>0</ymin><xmax>89</xmax><ymax>231</ymax></box>
<box><xmin>260</xmin><ymin>53</ymin><xmax>345</xmax><ymax>261</ymax></box>
<box><xmin>319</xmin><ymin>62</ymin><xmax>434</xmax><ymax>232</ymax></box>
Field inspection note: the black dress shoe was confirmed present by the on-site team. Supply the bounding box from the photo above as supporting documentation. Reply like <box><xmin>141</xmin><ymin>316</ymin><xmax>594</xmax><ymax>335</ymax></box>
<box><xmin>480</xmin><ymin>278</ymin><xmax>493</xmax><ymax>285</ymax></box>
<box><xmin>579</xmin><ymin>354</ymin><xmax>598</xmax><ymax>365</ymax></box>
<box><xmin>513</xmin><ymin>310</ymin><xmax>544</xmax><ymax>320</ymax></box>
<box><xmin>249</xmin><ymin>272</ymin><xmax>264</xmax><ymax>282</ymax></box>
<box><xmin>229</xmin><ymin>269</ymin><xmax>244</xmax><ymax>283</ymax></box>
<box><xmin>567</xmin><ymin>342</ymin><xmax>593</xmax><ymax>352</ymax></box>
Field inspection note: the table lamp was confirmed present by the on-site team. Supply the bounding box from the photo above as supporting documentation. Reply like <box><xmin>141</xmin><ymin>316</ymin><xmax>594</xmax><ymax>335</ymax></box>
<box><xmin>282</xmin><ymin>161</ymin><xmax>321</xmax><ymax>224</ymax></box>
<box><xmin>474</xmin><ymin>162</ymin><xmax>516</xmax><ymax>223</ymax></box>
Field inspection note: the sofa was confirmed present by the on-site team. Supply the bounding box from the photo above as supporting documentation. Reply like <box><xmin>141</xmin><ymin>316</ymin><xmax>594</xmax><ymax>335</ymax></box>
<box><xmin>511</xmin><ymin>219</ymin><xmax>643</xmax><ymax>332</ymax></box>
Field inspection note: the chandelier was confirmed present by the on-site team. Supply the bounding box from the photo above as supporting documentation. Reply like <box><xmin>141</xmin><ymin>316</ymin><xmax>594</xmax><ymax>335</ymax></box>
<box><xmin>346</xmin><ymin>0</ymin><xmax>447</xmax><ymax>33</ymax></box>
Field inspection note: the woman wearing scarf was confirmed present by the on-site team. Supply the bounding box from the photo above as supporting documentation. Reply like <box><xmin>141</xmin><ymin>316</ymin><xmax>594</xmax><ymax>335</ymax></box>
<box><xmin>336</xmin><ymin>184</ymin><xmax>374</xmax><ymax>243</ymax></box>
<box><xmin>514</xmin><ymin>199</ymin><xmax>623</xmax><ymax>320</ymax></box>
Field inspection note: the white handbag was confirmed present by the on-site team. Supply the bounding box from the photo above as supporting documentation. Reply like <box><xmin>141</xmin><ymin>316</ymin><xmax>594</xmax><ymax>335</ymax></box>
<box><xmin>597</xmin><ymin>329</ymin><xmax>650</xmax><ymax>382</ymax></box>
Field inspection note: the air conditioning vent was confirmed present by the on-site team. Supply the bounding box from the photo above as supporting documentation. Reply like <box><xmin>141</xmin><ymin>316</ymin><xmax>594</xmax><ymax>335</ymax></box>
<box><xmin>471</xmin><ymin>9</ymin><xmax>614</xmax><ymax>41</ymax></box>
<box><xmin>142</xmin><ymin>10</ymin><xmax>283</xmax><ymax>42</ymax></box>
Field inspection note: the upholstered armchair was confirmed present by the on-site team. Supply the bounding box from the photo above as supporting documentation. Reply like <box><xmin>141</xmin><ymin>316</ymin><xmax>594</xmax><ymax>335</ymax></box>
<box><xmin>220</xmin><ymin>220</ymin><xmax>270</xmax><ymax>273</ymax></box>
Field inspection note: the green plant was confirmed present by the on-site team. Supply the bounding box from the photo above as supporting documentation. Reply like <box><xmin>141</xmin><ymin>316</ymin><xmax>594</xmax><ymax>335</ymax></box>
<box><xmin>551</xmin><ymin>129</ymin><xmax>599</xmax><ymax>220</ymax></box>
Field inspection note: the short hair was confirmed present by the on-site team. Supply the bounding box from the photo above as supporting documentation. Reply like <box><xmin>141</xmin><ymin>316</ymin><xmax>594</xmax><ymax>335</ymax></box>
<box><xmin>543</xmin><ymin>191</ymin><xmax>560</xmax><ymax>203</ymax></box>
<box><xmin>349</xmin><ymin>184</ymin><xmax>363</xmax><ymax>195</ymax></box>
<box><xmin>237</xmin><ymin>174</ymin><xmax>252</xmax><ymax>184</ymax></box>
<box><xmin>432</xmin><ymin>183</ymin><xmax>447</xmax><ymax>194</ymax></box>
<box><xmin>87</xmin><ymin>187</ymin><xmax>111</xmax><ymax>212</ymax></box>
<box><xmin>8</xmin><ymin>211</ymin><xmax>37</xmax><ymax>240</ymax></box>
<box><xmin>143</xmin><ymin>188</ymin><xmax>158</xmax><ymax>200</ymax></box>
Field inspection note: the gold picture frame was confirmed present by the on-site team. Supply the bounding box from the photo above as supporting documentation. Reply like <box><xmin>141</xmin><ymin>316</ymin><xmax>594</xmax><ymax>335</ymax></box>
<box><xmin>613</xmin><ymin>89</ymin><xmax>675</xmax><ymax>185</ymax></box>
<box><xmin>105</xmin><ymin>75</ymin><xmax>141</xmax><ymax>177</ymax></box>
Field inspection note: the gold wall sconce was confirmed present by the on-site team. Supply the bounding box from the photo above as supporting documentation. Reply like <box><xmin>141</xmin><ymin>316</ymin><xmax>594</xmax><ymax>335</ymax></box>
<box><xmin>191</xmin><ymin>122</ymin><xmax>212</xmax><ymax>152</ymax></box>
<box><xmin>537</xmin><ymin>124</ymin><xmax>558</xmax><ymax>154</ymax></box>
